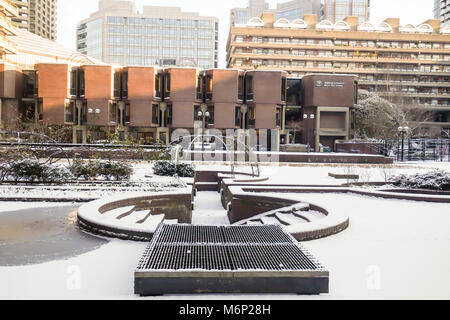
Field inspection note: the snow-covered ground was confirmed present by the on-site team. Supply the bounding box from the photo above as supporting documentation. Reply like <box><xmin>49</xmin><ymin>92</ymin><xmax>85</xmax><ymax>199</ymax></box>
<box><xmin>192</xmin><ymin>191</ymin><xmax>229</xmax><ymax>225</ymax></box>
<box><xmin>1</xmin><ymin>162</ymin><xmax>449</xmax><ymax>299</ymax></box>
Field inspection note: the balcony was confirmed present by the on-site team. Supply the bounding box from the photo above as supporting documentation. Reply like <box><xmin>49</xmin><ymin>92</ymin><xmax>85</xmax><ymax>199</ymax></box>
<box><xmin>0</xmin><ymin>13</ymin><xmax>17</xmax><ymax>36</ymax></box>
<box><xmin>0</xmin><ymin>34</ymin><xmax>16</xmax><ymax>54</ymax></box>
<box><xmin>0</xmin><ymin>0</ymin><xmax>19</xmax><ymax>18</ymax></box>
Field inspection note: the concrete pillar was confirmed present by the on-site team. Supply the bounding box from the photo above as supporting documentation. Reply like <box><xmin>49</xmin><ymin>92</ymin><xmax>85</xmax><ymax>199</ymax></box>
<box><xmin>159</xmin><ymin>102</ymin><xmax>167</xmax><ymax>128</ymax></box>
<box><xmin>118</xmin><ymin>101</ymin><xmax>125</xmax><ymax>126</ymax></box>
<box><xmin>240</xmin><ymin>104</ymin><xmax>248</xmax><ymax>129</ymax></box>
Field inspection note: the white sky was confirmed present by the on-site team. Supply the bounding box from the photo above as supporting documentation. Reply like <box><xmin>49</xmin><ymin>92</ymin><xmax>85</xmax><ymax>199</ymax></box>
<box><xmin>56</xmin><ymin>0</ymin><xmax>435</xmax><ymax>67</ymax></box>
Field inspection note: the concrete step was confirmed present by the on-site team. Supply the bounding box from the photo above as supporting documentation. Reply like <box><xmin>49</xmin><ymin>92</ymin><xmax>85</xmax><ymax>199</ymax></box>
<box><xmin>260</xmin><ymin>216</ymin><xmax>281</xmax><ymax>225</ymax></box>
<box><xmin>275</xmin><ymin>212</ymin><xmax>308</xmax><ymax>225</ymax></box>
<box><xmin>195</xmin><ymin>182</ymin><xmax>218</xmax><ymax>192</ymax></box>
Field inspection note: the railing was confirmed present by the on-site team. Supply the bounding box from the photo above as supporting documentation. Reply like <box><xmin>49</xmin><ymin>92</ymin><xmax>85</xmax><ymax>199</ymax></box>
<box><xmin>382</xmin><ymin>139</ymin><xmax>450</xmax><ymax>162</ymax></box>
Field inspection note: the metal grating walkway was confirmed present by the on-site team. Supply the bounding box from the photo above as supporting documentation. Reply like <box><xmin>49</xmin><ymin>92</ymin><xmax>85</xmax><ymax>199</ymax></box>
<box><xmin>135</xmin><ymin>224</ymin><xmax>329</xmax><ymax>296</ymax></box>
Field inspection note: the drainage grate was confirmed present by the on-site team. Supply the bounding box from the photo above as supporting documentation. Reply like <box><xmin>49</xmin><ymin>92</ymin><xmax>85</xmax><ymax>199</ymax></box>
<box><xmin>227</xmin><ymin>244</ymin><xmax>319</xmax><ymax>271</ymax></box>
<box><xmin>151</xmin><ymin>224</ymin><xmax>295</xmax><ymax>245</ymax></box>
<box><xmin>154</xmin><ymin>224</ymin><xmax>224</xmax><ymax>244</ymax></box>
<box><xmin>135</xmin><ymin>224</ymin><xmax>329</xmax><ymax>296</ymax></box>
<box><xmin>144</xmin><ymin>244</ymin><xmax>232</xmax><ymax>271</ymax></box>
<box><xmin>222</xmin><ymin>225</ymin><xmax>295</xmax><ymax>244</ymax></box>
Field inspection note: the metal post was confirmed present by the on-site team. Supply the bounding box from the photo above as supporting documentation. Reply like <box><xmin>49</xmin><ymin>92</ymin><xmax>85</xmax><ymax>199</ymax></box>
<box><xmin>407</xmin><ymin>139</ymin><xmax>411</xmax><ymax>161</ymax></box>
<box><xmin>401</xmin><ymin>132</ymin><xmax>405</xmax><ymax>162</ymax></box>
<box><xmin>422</xmin><ymin>139</ymin><xmax>426</xmax><ymax>162</ymax></box>
<box><xmin>448</xmin><ymin>140</ymin><xmax>450</xmax><ymax>162</ymax></box>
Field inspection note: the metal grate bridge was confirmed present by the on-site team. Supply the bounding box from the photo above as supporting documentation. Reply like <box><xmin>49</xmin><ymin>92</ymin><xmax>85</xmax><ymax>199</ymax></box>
<box><xmin>135</xmin><ymin>224</ymin><xmax>329</xmax><ymax>296</ymax></box>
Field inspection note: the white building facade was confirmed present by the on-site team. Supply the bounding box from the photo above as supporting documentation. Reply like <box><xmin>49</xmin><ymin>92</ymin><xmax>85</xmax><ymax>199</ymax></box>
<box><xmin>77</xmin><ymin>0</ymin><xmax>219</xmax><ymax>68</ymax></box>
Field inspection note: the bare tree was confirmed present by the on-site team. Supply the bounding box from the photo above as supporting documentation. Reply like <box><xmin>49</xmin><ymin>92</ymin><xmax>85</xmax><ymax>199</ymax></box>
<box><xmin>355</xmin><ymin>90</ymin><xmax>432</xmax><ymax>139</ymax></box>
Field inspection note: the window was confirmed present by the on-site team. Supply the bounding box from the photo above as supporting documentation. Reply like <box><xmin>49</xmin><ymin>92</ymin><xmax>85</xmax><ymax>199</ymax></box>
<box><xmin>248</xmin><ymin>106</ymin><xmax>256</xmax><ymax>127</ymax></box>
<box><xmin>196</xmin><ymin>75</ymin><xmax>203</xmax><ymax>100</ymax></box>
<box><xmin>246</xmin><ymin>76</ymin><xmax>253</xmax><ymax>101</ymax></box>
<box><xmin>194</xmin><ymin>105</ymin><xmax>201</xmax><ymax>121</ymax></box>
<box><xmin>205</xmin><ymin>75</ymin><xmax>213</xmax><ymax>100</ymax></box>
<box><xmin>235</xmin><ymin>106</ymin><xmax>241</xmax><ymax>127</ymax></box>
<box><xmin>276</xmin><ymin>107</ymin><xmax>282</xmax><ymax>127</ymax></box>
<box><xmin>152</xmin><ymin>104</ymin><xmax>159</xmax><ymax>125</ymax></box>
<box><xmin>20</xmin><ymin>100</ymin><xmax>37</xmax><ymax>123</ymax></box>
<box><xmin>114</xmin><ymin>71</ymin><xmax>121</xmax><ymax>98</ymax></box>
<box><xmin>70</xmin><ymin>68</ymin><xmax>84</xmax><ymax>97</ymax></box>
<box><xmin>207</xmin><ymin>106</ymin><xmax>215</xmax><ymax>126</ymax></box>
<box><xmin>121</xmin><ymin>71</ymin><xmax>128</xmax><ymax>98</ymax></box>
<box><xmin>155</xmin><ymin>74</ymin><xmax>162</xmax><ymax>98</ymax></box>
<box><xmin>281</xmin><ymin>77</ymin><xmax>287</xmax><ymax>102</ymax></box>
<box><xmin>65</xmin><ymin>100</ymin><xmax>75</xmax><ymax>123</ymax></box>
<box><xmin>286</xmin><ymin>79</ymin><xmax>301</xmax><ymax>106</ymax></box>
<box><xmin>124</xmin><ymin>103</ymin><xmax>130</xmax><ymax>124</ymax></box>
<box><xmin>165</xmin><ymin>74</ymin><xmax>171</xmax><ymax>98</ymax></box>
<box><xmin>238</xmin><ymin>75</ymin><xmax>244</xmax><ymax>100</ymax></box>
<box><xmin>109</xmin><ymin>102</ymin><xmax>118</xmax><ymax>123</ymax></box>
<box><xmin>166</xmin><ymin>104</ymin><xmax>173</xmax><ymax>126</ymax></box>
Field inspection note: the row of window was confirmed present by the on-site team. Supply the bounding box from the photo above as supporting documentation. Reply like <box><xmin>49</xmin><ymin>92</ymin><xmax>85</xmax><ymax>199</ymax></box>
<box><xmin>234</xmin><ymin>59</ymin><xmax>450</xmax><ymax>72</ymax></box>
<box><xmin>108</xmin><ymin>46</ymin><xmax>212</xmax><ymax>57</ymax></box>
<box><xmin>237</xmin><ymin>48</ymin><xmax>450</xmax><ymax>61</ymax></box>
<box><xmin>107</xmin><ymin>36</ymin><xmax>215</xmax><ymax>48</ymax></box>
<box><xmin>235</xmin><ymin>36</ymin><xmax>450</xmax><ymax>50</ymax></box>
<box><xmin>107</xmin><ymin>26</ymin><xmax>215</xmax><ymax>38</ymax></box>
<box><xmin>63</xmin><ymin>102</ymin><xmax>285</xmax><ymax>129</ymax></box>
<box><xmin>107</xmin><ymin>17</ymin><xmax>215</xmax><ymax>29</ymax></box>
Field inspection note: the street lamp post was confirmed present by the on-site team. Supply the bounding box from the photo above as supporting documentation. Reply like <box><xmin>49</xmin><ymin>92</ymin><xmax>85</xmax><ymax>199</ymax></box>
<box><xmin>398</xmin><ymin>126</ymin><xmax>409</xmax><ymax>162</ymax></box>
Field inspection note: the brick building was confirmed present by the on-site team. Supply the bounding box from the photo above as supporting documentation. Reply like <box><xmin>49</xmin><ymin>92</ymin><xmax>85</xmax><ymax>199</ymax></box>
<box><xmin>0</xmin><ymin>62</ymin><xmax>358</xmax><ymax>152</ymax></box>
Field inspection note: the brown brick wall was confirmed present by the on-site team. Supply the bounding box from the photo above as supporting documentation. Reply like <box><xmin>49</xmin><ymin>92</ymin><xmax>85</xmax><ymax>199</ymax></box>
<box><xmin>37</xmin><ymin>64</ymin><xmax>69</xmax><ymax>125</ymax></box>
<box><xmin>128</xmin><ymin>66</ymin><xmax>155</xmax><ymax>127</ymax></box>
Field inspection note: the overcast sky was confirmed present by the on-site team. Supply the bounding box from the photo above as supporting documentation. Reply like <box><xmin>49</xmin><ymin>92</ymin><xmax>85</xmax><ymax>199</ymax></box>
<box><xmin>57</xmin><ymin>0</ymin><xmax>435</xmax><ymax>67</ymax></box>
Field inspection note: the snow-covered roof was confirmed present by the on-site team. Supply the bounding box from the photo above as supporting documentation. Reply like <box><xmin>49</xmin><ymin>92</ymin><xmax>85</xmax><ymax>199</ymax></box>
<box><xmin>5</xmin><ymin>29</ymin><xmax>105</xmax><ymax>69</ymax></box>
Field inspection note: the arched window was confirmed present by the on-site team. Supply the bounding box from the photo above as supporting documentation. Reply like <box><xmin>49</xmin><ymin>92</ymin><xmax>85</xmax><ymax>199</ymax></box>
<box><xmin>376</xmin><ymin>22</ymin><xmax>393</xmax><ymax>32</ymax></box>
<box><xmin>440</xmin><ymin>24</ymin><xmax>450</xmax><ymax>34</ymax></box>
<box><xmin>334</xmin><ymin>20</ymin><xmax>350</xmax><ymax>31</ymax></box>
<box><xmin>358</xmin><ymin>21</ymin><xmax>375</xmax><ymax>32</ymax></box>
<box><xmin>399</xmin><ymin>24</ymin><xmax>417</xmax><ymax>33</ymax></box>
<box><xmin>274</xmin><ymin>18</ymin><xmax>291</xmax><ymax>28</ymax></box>
<box><xmin>247</xmin><ymin>17</ymin><xmax>264</xmax><ymax>27</ymax></box>
<box><xmin>316</xmin><ymin>20</ymin><xmax>333</xmax><ymax>30</ymax></box>
<box><xmin>416</xmin><ymin>23</ymin><xmax>433</xmax><ymax>33</ymax></box>
<box><xmin>291</xmin><ymin>18</ymin><xmax>307</xmax><ymax>29</ymax></box>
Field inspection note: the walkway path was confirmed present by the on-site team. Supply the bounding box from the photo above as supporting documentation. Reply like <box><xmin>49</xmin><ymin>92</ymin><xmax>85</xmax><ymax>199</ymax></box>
<box><xmin>192</xmin><ymin>191</ymin><xmax>229</xmax><ymax>225</ymax></box>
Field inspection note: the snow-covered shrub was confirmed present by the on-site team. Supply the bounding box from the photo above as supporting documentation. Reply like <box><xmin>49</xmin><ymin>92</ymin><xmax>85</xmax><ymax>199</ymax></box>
<box><xmin>176</xmin><ymin>163</ymin><xmax>195</xmax><ymax>178</ymax></box>
<box><xmin>153</xmin><ymin>160</ymin><xmax>195</xmax><ymax>178</ymax></box>
<box><xmin>8</xmin><ymin>159</ymin><xmax>72</xmax><ymax>183</ymax></box>
<box><xmin>153</xmin><ymin>160</ymin><xmax>177</xmax><ymax>177</ymax></box>
<box><xmin>0</xmin><ymin>163</ymin><xmax>10</xmax><ymax>182</ymax></box>
<box><xmin>389</xmin><ymin>170</ymin><xmax>450</xmax><ymax>191</ymax></box>
<box><xmin>70</xmin><ymin>158</ymin><xmax>100</xmax><ymax>180</ymax></box>
<box><xmin>98</xmin><ymin>161</ymin><xmax>133</xmax><ymax>181</ymax></box>
<box><xmin>70</xmin><ymin>158</ymin><xmax>133</xmax><ymax>181</ymax></box>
